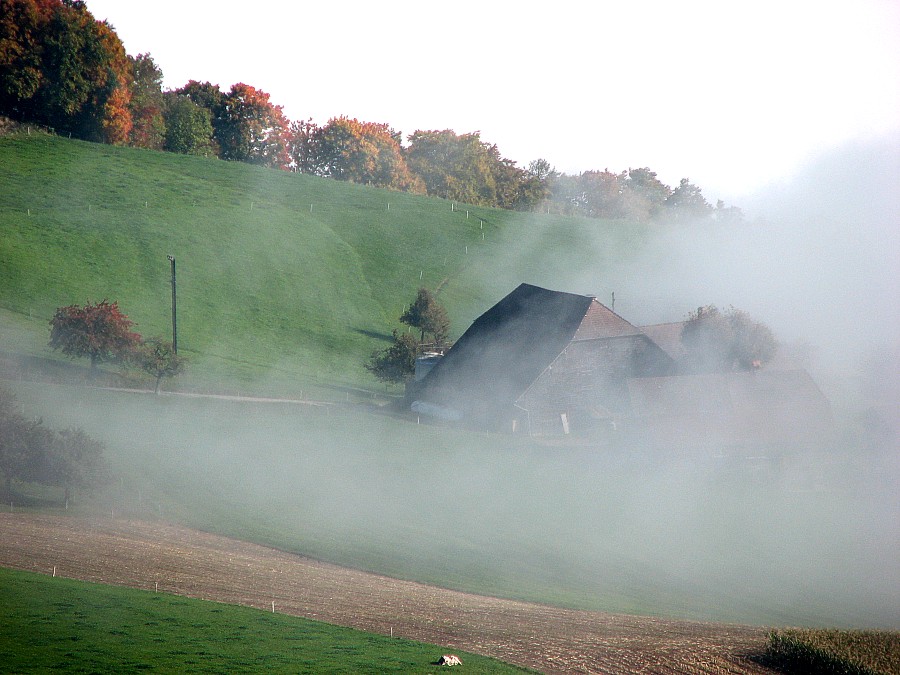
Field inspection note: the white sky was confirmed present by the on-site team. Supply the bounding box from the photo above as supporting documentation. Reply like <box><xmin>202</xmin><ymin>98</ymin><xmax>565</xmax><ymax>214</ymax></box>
<box><xmin>86</xmin><ymin>0</ymin><xmax>899</xmax><ymax>201</ymax></box>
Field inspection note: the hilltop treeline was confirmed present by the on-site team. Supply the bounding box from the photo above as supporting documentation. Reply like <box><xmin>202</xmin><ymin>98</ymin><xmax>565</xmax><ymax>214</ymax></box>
<box><xmin>0</xmin><ymin>0</ymin><xmax>740</xmax><ymax>222</ymax></box>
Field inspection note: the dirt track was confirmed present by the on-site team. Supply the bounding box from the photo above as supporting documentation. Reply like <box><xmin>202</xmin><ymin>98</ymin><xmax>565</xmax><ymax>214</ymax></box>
<box><xmin>0</xmin><ymin>513</ymin><xmax>776</xmax><ymax>674</ymax></box>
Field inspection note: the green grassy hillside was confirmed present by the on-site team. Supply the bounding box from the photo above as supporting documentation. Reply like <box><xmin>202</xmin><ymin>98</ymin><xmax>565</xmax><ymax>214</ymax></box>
<box><xmin>0</xmin><ymin>132</ymin><xmax>647</xmax><ymax>394</ymax></box>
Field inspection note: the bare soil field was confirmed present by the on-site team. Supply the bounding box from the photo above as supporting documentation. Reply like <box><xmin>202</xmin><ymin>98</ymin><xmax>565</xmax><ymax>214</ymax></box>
<box><xmin>0</xmin><ymin>513</ymin><xmax>777</xmax><ymax>674</ymax></box>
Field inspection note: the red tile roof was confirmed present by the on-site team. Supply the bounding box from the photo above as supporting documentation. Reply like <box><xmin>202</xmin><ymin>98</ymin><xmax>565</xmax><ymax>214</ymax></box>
<box><xmin>639</xmin><ymin>322</ymin><xmax>688</xmax><ymax>360</ymax></box>
<box><xmin>572</xmin><ymin>300</ymin><xmax>642</xmax><ymax>340</ymax></box>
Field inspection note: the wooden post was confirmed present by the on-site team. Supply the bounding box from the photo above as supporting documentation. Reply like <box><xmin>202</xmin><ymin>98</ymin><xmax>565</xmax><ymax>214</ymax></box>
<box><xmin>167</xmin><ymin>256</ymin><xmax>177</xmax><ymax>353</ymax></box>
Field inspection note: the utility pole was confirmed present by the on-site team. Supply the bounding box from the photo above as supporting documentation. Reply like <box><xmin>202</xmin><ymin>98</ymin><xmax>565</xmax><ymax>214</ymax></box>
<box><xmin>167</xmin><ymin>255</ymin><xmax>177</xmax><ymax>353</ymax></box>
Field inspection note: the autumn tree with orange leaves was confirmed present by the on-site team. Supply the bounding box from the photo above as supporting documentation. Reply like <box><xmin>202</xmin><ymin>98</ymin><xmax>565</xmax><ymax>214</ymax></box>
<box><xmin>0</xmin><ymin>0</ymin><xmax>132</xmax><ymax>144</ymax></box>
<box><xmin>216</xmin><ymin>83</ymin><xmax>290</xmax><ymax>169</ymax></box>
<box><xmin>128</xmin><ymin>52</ymin><xmax>165</xmax><ymax>149</ymax></box>
<box><xmin>293</xmin><ymin>116</ymin><xmax>424</xmax><ymax>192</ymax></box>
<box><xmin>404</xmin><ymin>129</ymin><xmax>545</xmax><ymax>209</ymax></box>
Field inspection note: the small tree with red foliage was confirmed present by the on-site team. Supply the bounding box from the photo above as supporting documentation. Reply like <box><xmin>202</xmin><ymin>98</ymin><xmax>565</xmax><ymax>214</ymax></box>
<box><xmin>49</xmin><ymin>300</ymin><xmax>141</xmax><ymax>370</ymax></box>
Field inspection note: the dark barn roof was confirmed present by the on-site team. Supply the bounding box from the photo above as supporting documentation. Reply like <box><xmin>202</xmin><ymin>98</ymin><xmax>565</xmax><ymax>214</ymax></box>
<box><xmin>408</xmin><ymin>284</ymin><xmax>621</xmax><ymax>423</ymax></box>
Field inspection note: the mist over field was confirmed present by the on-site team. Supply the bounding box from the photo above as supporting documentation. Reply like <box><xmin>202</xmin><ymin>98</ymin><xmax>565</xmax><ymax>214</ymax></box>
<box><xmin>5</xmin><ymin>133</ymin><xmax>897</xmax><ymax>632</ymax></box>
<box><xmin>14</xmin><ymin>365</ymin><xmax>899</xmax><ymax>632</ymax></box>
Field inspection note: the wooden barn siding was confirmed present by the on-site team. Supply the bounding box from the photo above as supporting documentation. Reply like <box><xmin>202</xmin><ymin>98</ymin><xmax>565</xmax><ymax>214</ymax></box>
<box><xmin>516</xmin><ymin>336</ymin><xmax>673</xmax><ymax>436</ymax></box>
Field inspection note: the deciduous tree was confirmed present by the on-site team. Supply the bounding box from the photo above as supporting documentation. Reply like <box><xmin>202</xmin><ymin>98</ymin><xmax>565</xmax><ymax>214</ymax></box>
<box><xmin>48</xmin><ymin>426</ymin><xmax>104</xmax><ymax>505</ymax></box>
<box><xmin>623</xmin><ymin>167</ymin><xmax>671</xmax><ymax>220</ymax></box>
<box><xmin>127</xmin><ymin>52</ymin><xmax>165</xmax><ymax>149</ymax></box>
<box><xmin>49</xmin><ymin>300</ymin><xmax>141</xmax><ymax>370</ymax></box>
<box><xmin>290</xmin><ymin>116</ymin><xmax>423</xmax><ymax>191</ymax></box>
<box><xmin>287</xmin><ymin>118</ymin><xmax>318</xmax><ymax>174</ymax></box>
<box><xmin>163</xmin><ymin>93</ymin><xmax>215</xmax><ymax>155</ymax></box>
<box><xmin>554</xmin><ymin>170</ymin><xmax>630</xmax><ymax>218</ymax></box>
<box><xmin>0</xmin><ymin>0</ymin><xmax>51</xmax><ymax>117</ymax></box>
<box><xmin>132</xmin><ymin>338</ymin><xmax>185</xmax><ymax>394</ymax></box>
<box><xmin>666</xmin><ymin>178</ymin><xmax>712</xmax><ymax>221</ymax></box>
<box><xmin>172</xmin><ymin>79</ymin><xmax>224</xmax><ymax>114</ymax></box>
<box><xmin>680</xmin><ymin>305</ymin><xmax>776</xmax><ymax>373</ymax></box>
<box><xmin>4</xmin><ymin>0</ymin><xmax>134</xmax><ymax>143</ymax></box>
<box><xmin>405</xmin><ymin>129</ymin><xmax>498</xmax><ymax>205</ymax></box>
<box><xmin>714</xmin><ymin>199</ymin><xmax>744</xmax><ymax>225</ymax></box>
<box><xmin>405</xmin><ymin>129</ymin><xmax>547</xmax><ymax>209</ymax></box>
<box><xmin>216</xmin><ymin>82</ymin><xmax>290</xmax><ymax>169</ymax></box>
<box><xmin>365</xmin><ymin>330</ymin><xmax>418</xmax><ymax>385</ymax></box>
<box><xmin>0</xmin><ymin>386</ymin><xmax>46</xmax><ymax>501</ymax></box>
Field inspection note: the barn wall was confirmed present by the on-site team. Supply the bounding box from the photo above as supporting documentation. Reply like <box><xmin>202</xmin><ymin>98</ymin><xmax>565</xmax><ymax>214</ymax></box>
<box><xmin>516</xmin><ymin>336</ymin><xmax>673</xmax><ymax>436</ymax></box>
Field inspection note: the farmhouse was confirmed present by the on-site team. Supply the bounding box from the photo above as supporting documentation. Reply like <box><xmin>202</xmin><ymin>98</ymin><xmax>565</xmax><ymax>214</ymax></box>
<box><xmin>406</xmin><ymin>283</ymin><xmax>832</xmax><ymax>448</ymax></box>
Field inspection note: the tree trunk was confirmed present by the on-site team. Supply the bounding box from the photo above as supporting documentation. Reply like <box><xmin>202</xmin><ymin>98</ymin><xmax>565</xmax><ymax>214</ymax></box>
<box><xmin>155</xmin><ymin>374</ymin><xmax>162</xmax><ymax>395</ymax></box>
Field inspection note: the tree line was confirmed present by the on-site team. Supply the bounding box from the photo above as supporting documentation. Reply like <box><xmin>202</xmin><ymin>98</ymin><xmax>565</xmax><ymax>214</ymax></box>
<box><xmin>0</xmin><ymin>0</ymin><xmax>741</xmax><ymax>221</ymax></box>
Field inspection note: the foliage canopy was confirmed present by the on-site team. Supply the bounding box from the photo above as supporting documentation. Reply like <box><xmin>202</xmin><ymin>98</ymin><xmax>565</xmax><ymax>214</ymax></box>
<box><xmin>365</xmin><ymin>330</ymin><xmax>418</xmax><ymax>385</ymax></box>
<box><xmin>0</xmin><ymin>386</ymin><xmax>105</xmax><ymax>503</ymax></box>
<box><xmin>680</xmin><ymin>305</ymin><xmax>776</xmax><ymax>372</ymax></box>
<box><xmin>131</xmin><ymin>338</ymin><xmax>186</xmax><ymax>394</ymax></box>
<box><xmin>49</xmin><ymin>300</ymin><xmax>141</xmax><ymax>369</ymax></box>
<box><xmin>400</xmin><ymin>287</ymin><xmax>450</xmax><ymax>347</ymax></box>
<box><xmin>0</xmin><ymin>0</ymin><xmax>742</xmax><ymax>217</ymax></box>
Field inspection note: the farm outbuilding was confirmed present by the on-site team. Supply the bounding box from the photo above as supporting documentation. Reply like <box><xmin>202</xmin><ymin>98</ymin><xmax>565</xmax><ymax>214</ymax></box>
<box><xmin>406</xmin><ymin>283</ymin><xmax>833</xmax><ymax>449</ymax></box>
<box><xmin>627</xmin><ymin>369</ymin><xmax>834</xmax><ymax>451</ymax></box>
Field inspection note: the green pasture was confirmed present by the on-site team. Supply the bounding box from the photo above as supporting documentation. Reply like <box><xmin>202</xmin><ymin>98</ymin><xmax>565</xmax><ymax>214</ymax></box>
<box><xmin>0</xmin><ymin>568</ymin><xmax>530</xmax><ymax>673</ymax></box>
<box><xmin>0</xmin><ymin>133</ymin><xmax>647</xmax><ymax>396</ymax></box>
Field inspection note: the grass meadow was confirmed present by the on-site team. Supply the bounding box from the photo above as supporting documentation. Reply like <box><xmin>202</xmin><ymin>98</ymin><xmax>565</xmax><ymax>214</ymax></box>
<box><xmin>0</xmin><ymin>132</ymin><xmax>647</xmax><ymax>396</ymax></box>
<box><xmin>0</xmin><ymin>568</ymin><xmax>530</xmax><ymax>673</ymax></box>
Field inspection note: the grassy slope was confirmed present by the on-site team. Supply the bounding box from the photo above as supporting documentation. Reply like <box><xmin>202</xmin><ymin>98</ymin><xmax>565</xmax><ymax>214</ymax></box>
<box><xmin>0</xmin><ymin>567</ymin><xmax>530</xmax><ymax>673</ymax></box>
<box><xmin>10</xmin><ymin>381</ymin><xmax>899</xmax><ymax>629</ymax></box>
<box><xmin>0</xmin><ymin>133</ymin><xmax>647</xmax><ymax>395</ymax></box>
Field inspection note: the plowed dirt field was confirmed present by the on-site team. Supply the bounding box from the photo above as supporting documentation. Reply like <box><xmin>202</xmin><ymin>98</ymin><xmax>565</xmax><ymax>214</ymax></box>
<box><xmin>0</xmin><ymin>513</ymin><xmax>777</xmax><ymax>674</ymax></box>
